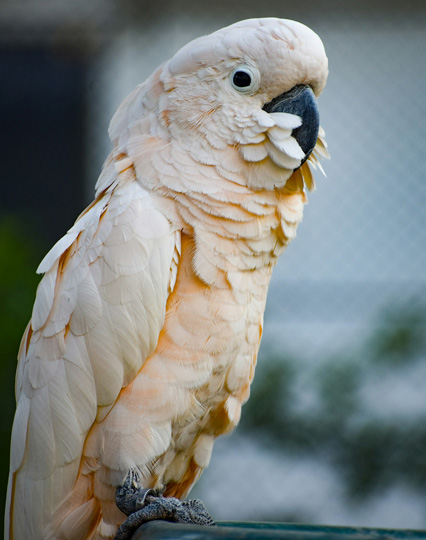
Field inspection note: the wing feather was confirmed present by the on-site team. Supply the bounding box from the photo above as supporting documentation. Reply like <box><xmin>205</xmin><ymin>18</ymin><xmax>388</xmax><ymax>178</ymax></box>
<box><xmin>6</xmin><ymin>167</ymin><xmax>179</xmax><ymax>539</ymax></box>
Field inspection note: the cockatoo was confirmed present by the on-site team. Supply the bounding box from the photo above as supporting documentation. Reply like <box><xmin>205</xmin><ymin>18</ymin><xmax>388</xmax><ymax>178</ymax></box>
<box><xmin>5</xmin><ymin>17</ymin><xmax>328</xmax><ymax>540</ymax></box>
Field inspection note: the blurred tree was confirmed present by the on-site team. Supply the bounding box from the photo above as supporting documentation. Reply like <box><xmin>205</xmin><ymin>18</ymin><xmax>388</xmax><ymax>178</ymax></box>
<box><xmin>240</xmin><ymin>304</ymin><xmax>426</xmax><ymax>502</ymax></box>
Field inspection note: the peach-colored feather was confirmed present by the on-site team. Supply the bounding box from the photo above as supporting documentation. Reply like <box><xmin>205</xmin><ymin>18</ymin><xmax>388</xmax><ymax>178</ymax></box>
<box><xmin>5</xmin><ymin>17</ymin><xmax>328</xmax><ymax>540</ymax></box>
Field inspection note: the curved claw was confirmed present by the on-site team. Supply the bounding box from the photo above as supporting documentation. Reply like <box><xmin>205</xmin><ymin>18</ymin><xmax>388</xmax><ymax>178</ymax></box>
<box><xmin>115</xmin><ymin>472</ymin><xmax>156</xmax><ymax>516</ymax></box>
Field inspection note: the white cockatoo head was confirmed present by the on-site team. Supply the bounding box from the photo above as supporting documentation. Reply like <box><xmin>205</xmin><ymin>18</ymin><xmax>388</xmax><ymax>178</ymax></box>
<box><xmin>109</xmin><ymin>18</ymin><xmax>329</xmax><ymax>194</ymax></box>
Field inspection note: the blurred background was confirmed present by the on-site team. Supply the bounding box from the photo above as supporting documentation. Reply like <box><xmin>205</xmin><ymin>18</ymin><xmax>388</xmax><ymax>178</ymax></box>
<box><xmin>1</xmin><ymin>0</ymin><xmax>426</xmax><ymax>533</ymax></box>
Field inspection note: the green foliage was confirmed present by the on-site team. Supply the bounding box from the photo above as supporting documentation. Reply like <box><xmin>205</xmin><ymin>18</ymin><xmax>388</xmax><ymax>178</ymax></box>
<box><xmin>240</xmin><ymin>304</ymin><xmax>426</xmax><ymax>500</ymax></box>
<box><xmin>368</xmin><ymin>308</ymin><xmax>426</xmax><ymax>367</ymax></box>
<box><xmin>0</xmin><ymin>216</ymin><xmax>42</xmax><ymax>531</ymax></box>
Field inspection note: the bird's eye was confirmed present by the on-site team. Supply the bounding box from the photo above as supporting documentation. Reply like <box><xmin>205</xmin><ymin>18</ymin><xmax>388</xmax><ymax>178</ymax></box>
<box><xmin>230</xmin><ymin>65</ymin><xmax>260</xmax><ymax>95</ymax></box>
<box><xmin>233</xmin><ymin>71</ymin><xmax>252</xmax><ymax>88</ymax></box>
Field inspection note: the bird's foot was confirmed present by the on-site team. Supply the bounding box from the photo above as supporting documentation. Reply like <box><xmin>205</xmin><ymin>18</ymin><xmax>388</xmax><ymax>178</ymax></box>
<box><xmin>115</xmin><ymin>472</ymin><xmax>215</xmax><ymax>540</ymax></box>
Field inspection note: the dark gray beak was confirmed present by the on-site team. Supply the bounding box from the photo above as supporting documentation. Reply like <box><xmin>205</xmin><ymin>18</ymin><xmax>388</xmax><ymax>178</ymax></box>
<box><xmin>263</xmin><ymin>85</ymin><xmax>320</xmax><ymax>166</ymax></box>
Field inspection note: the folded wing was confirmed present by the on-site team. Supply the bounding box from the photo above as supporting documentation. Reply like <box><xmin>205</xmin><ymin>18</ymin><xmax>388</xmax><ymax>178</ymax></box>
<box><xmin>5</xmin><ymin>159</ymin><xmax>180</xmax><ymax>540</ymax></box>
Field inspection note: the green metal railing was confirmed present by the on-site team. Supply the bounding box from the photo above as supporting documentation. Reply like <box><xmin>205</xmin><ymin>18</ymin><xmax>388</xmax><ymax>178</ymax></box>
<box><xmin>133</xmin><ymin>521</ymin><xmax>426</xmax><ymax>539</ymax></box>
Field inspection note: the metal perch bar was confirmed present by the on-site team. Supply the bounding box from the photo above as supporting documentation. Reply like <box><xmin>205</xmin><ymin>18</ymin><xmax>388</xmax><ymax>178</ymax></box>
<box><xmin>133</xmin><ymin>521</ymin><xmax>426</xmax><ymax>540</ymax></box>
